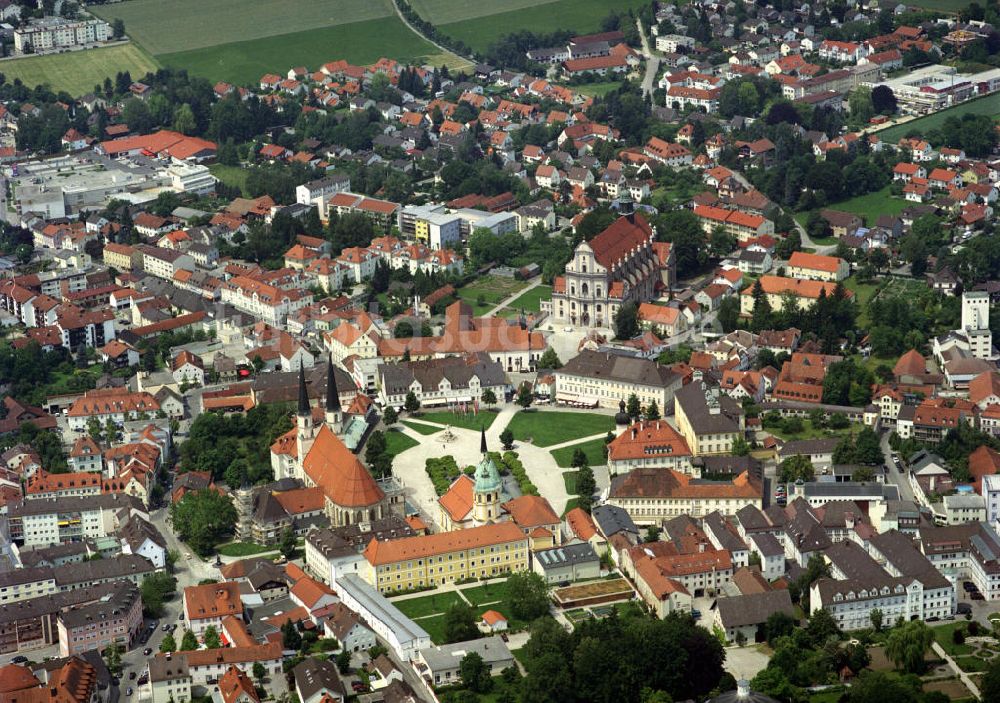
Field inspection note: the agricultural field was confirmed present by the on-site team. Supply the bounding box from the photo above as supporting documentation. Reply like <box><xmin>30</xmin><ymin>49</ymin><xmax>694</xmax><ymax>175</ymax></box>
<box><xmin>433</xmin><ymin>0</ymin><xmax>651</xmax><ymax>53</ymax></box>
<box><xmin>1</xmin><ymin>43</ymin><xmax>159</xmax><ymax>94</ymax></box>
<box><xmin>877</xmin><ymin>92</ymin><xmax>1000</xmax><ymax>142</ymax></box>
<box><xmin>90</xmin><ymin>0</ymin><xmax>393</xmax><ymax>55</ymax></box>
<box><xmin>157</xmin><ymin>19</ymin><xmax>441</xmax><ymax>85</ymax></box>
<box><xmin>906</xmin><ymin>0</ymin><xmax>973</xmax><ymax>12</ymax></box>
<box><xmin>90</xmin><ymin>0</ymin><xmax>457</xmax><ymax>86</ymax></box>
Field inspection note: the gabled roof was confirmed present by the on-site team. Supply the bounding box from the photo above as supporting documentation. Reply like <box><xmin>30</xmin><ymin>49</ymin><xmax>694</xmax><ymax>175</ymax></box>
<box><xmin>303</xmin><ymin>425</ymin><xmax>384</xmax><ymax>508</ymax></box>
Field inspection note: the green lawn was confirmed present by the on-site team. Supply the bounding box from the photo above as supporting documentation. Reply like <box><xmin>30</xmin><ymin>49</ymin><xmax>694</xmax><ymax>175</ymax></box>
<box><xmin>457</xmin><ymin>580</ymin><xmax>529</xmax><ymax>631</ymax></box>
<box><xmin>157</xmin><ymin>18</ymin><xmax>442</xmax><ymax>86</ymax></box>
<box><xmin>91</xmin><ymin>0</ymin><xmax>393</xmax><ymax>55</ymax></box>
<box><xmin>504</xmin><ymin>410</ymin><xmax>615</xmax><ymax>447</ymax></box>
<box><xmin>843</xmin><ymin>274</ymin><xmax>880</xmax><ymax>326</ymax></box>
<box><xmin>574</xmin><ymin>82</ymin><xmax>624</xmax><ymax>97</ymax></box>
<box><xmin>385</xmin><ymin>428</ymin><xmax>419</xmax><ymax>457</ymax></box>
<box><xmin>954</xmin><ymin>655</ymin><xmax>993</xmax><ymax>673</ymax></box>
<box><xmin>415</xmin><ymin>409</ymin><xmax>499</xmax><ymax>430</ymax></box>
<box><xmin>456</xmin><ymin>276</ymin><xmax>528</xmax><ymax>316</ymax></box>
<box><xmin>932</xmin><ymin>622</ymin><xmax>974</xmax><ymax>657</ymax></box>
<box><xmin>878</xmin><ymin>92</ymin><xmax>1000</xmax><ymax>142</ymax></box>
<box><xmin>0</xmin><ymin>43</ymin><xmax>160</xmax><ymax>95</ymax></box>
<box><xmin>459</xmin><ymin>580</ymin><xmax>510</xmax><ymax>608</ymax></box>
<box><xmin>436</xmin><ymin>0</ymin><xmax>652</xmax><ymax>52</ymax></box>
<box><xmin>825</xmin><ymin>186</ymin><xmax>908</xmax><ymax>226</ymax></box>
<box><xmin>563</xmin><ymin>471</ymin><xmax>578</xmax><ymax>494</ymax></box>
<box><xmin>402</xmin><ymin>420</ymin><xmax>442</xmax><ymax>435</ymax></box>
<box><xmin>766</xmin><ymin>419</ymin><xmax>854</xmax><ymax>442</ymax></box>
<box><xmin>550</xmin><ymin>437</ymin><xmax>609</xmax><ymax>468</ymax></box>
<box><xmin>217</xmin><ymin>542</ymin><xmax>274</xmax><ymax>557</ymax></box>
<box><xmin>418</xmin><ymin>614</ymin><xmax>448</xmax><ymax>644</ymax></box>
<box><xmin>209</xmin><ymin>164</ymin><xmax>250</xmax><ymax>196</ymax></box>
<box><xmin>505</xmin><ymin>285</ymin><xmax>552</xmax><ymax>314</ymax></box>
<box><xmin>391</xmin><ymin>592</ymin><xmax>465</xmax><ymax>619</ymax></box>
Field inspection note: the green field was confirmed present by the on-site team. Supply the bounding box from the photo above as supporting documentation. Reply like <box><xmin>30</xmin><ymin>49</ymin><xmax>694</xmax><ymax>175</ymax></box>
<box><xmin>504</xmin><ymin>410</ymin><xmax>615</xmax><ymax>447</ymax></box>
<box><xmin>456</xmin><ymin>275</ymin><xmax>528</xmax><ymax>316</ymax></box>
<box><xmin>550</xmin><ymin>437</ymin><xmax>608</xmax><ymax>468</ymax></box>
<box><xmin>392</xmin><ymin>591</ymin><xmax>465</xmax><ymax>618</ymax></box>
<box><xmin>91</xmin><ymin>0</ymin><xmax>393</xmax><ymax>55</ymax></box>
<box><xmin>878</xmin><ymin>92</ymin><xmax>1000</xmax><ymax>142</ymax></box>
<box><xmin>436</xmin><ymin>0</ymin><xmax>651</xmax><ymax>52</ymax></box>
<box><xmin>209</xmin><ymin>164</ymin><xmax>250</xmax><ymax>196</ymax></box>
<box><xmin>217</xmin><ymin>542</ymin><xmax>274</xmax><ymax>557</ymax></box>
<box><xmin>825</xmin><ymin>186</ymin><xmax>908</xmax><ymax>226</ymax></box>
<box><xmin>574</xmin><ymin>81</ymin><xmax>624</xmax><ymax>97</ymax></box>
<box><xmin>402</xmin><ymin>420</ymin><xmax>443</xmax><ymax>435</ymax></box>
<box><xmin>506</xmin><ymin>285</ymin><xmax>552</xmax><ymax>314</ymax></box>
<box><xmin>157</xmin><ymin>18</ymin><xmax>442</xmax><ymax>85</ymax></box>
<box><xmin>385</xmin><ymin>428</ymin><xmax>419</xmax><ymax>457</ymax></box>
<box><xmin>1</xmin><ymin>43</ymin><xmax>160</xmax><ymax>94</ymax></box>
<box><xmin>906</xmin><ymin>0</ymin><xmax>972</xmax><ymax>12</ymax></box>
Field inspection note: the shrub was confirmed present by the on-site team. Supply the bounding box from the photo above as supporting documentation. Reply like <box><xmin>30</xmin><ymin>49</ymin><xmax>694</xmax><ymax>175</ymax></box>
<box><xmin>953</xmin><ymin>628</ymin><xmax>966</xmax><ymax>645</ymax></box>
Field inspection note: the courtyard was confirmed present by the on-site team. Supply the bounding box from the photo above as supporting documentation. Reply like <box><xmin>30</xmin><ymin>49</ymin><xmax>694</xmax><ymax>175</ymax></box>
<box><xmin>389</xmin><ymin>405</ymin><xmax>616</xmax><ymax>528</ymax></box>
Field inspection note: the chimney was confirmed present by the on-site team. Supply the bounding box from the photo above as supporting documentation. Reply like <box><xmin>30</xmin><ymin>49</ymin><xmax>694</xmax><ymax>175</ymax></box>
<box><xmin>631</xmin><ymin>428</ymin><xmax>637</xmax><ymax>440</ymax></box>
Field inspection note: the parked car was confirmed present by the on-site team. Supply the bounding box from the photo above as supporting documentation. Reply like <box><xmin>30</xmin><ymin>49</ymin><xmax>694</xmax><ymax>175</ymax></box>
<box><xmin>142</xmin><ymin>648</ymin><xmax>152</xmax><ymax>656</ymax></box>
<box><xmin>958</xmin><ymin>603</ymin><xmax>972</xmax><ymax>614</ymax></box>
<box><xmin>11</xmin><ymin>656</ymin><xmax>27</xmax><ymax>664</ymax></box>
<box><xmin>691</xmin><ymin>609</ymin><xmax>702</xmax><ymax>619</ymax></box>
<box><xmin>126</xmin><ymin>688</ymin><xmax>133</xmax><ymax>697</ymax></box>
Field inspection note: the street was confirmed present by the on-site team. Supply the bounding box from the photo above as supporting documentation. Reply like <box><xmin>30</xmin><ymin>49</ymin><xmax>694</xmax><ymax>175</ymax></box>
<box><xmin>880</xmin><ymin>430</ymin><xmax>917</xmax><ymax>504</ymax></box>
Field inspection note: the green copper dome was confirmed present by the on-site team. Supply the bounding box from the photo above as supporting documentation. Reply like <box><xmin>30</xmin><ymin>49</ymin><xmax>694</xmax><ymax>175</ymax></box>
<box><xmin>474</xmin><ymin>427</ymin><xmax>502</xmax><ymax>494</ymax></box>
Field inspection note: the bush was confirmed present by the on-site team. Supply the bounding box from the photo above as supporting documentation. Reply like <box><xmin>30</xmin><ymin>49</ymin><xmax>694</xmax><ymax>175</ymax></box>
<box><xmin>953</xmin><ymin>628</ymin><xmax>966</xmax><ymax>645</ymax></box>
<box><xmin>500</xmin><ymin>451</ymin><xmax>537</xmax><ymax>496</ymax></box>
<box><xmin>426</xmin><ymin>456</ymin><xmax>461</xmax><ymax>495</ymax></box>
<box><xmin>969</xmin><ymin>621</ymin><xmax>981</xmax><ymax>636</ymax></box>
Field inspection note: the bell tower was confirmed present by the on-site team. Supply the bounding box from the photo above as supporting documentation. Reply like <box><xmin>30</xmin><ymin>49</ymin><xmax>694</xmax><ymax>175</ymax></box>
<box><xmin>472</xmin><ymin>427</ymin><xmax>502</xmax><ymax>523</ymax></box>
<box><xmin>295</xmin><ymin>363</ymin><xmax>315</xmax><ymax>465</ymax></box>
<box><xmin>324</xmin><ymin>355</ymin><xmax>342</xmax><ymax>433</ymax></box>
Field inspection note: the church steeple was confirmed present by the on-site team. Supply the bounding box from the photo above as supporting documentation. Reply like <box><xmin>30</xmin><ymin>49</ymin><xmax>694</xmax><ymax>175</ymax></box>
<box><xmin>324</xmin><ymin>355</ymin><xmax>342</xmax><ymax>432</ymax></box>
<box><xmin>472</xmin><ymin>426</ymin><xmax>501</xmax><ymax>523</ymax></box>
<box><xmin>480</xmin><ymin>425</ymin><xmax>487</xmax><ymax>455</ymax></box>
<box><xmin>295</xmin><ymin>362</ymin><xmax>315</xmax><ymax>470</ymax></box>
<box><xmin>297</xmin><ymin>363</ymin><xmax>310</xmax><ymax>416</ymax></box>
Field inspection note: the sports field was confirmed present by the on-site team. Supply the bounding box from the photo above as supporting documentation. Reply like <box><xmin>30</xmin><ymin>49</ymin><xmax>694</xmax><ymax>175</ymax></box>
<box><xmin>90</xmin><ymin>0</ymin><xmax>393</xmax><ymax>55</ymax></box>
<box><xmin>0</xmin><ymin>43</ymin><xmax>159</xmax><ymax>94</ymax></box>
<box><xmin>433</xmin><ymin>0</ymin><xmax>650</xmax><ymax>52</ymax></box>
<box><xmin>157</xmin><ymin>18</ymin><xmax>441</xmax><ymax>85</ymax></box>
<box><xmin>877</xmin><ymin>92</ymin><xmax>1000</xmax><ymax>142</ymax></box>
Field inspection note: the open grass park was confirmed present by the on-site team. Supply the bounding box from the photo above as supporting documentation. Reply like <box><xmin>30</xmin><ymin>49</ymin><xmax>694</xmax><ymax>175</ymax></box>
<box><xmin>416</xmin><ymin>409</ymin><xmax>499</xmax><ymax>430</ymax></box>
<box><xmin>550</xmin><ymin>437</ymin><xmax>608</xmax><ymax>468</ymax></box>
<box><xmin>384</xmin><ymin>428</ymin><xmax>419</xmax><ymax>457</ymax></box>
<box><xmin>504</xmin><ymin>409</ymin><xmax>616</xmax><ymax>447</ymax></box>
<box><xmin>1</xmin><ymin>43</ymin><xmax>159</xmax><ymax>94</ymax></box>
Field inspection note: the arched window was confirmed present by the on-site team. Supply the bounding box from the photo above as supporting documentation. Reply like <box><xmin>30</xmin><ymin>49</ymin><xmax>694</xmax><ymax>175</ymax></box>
<box><xmin>582</xmin><ymin>283</ymin><xmax>589</xmax><ymax>296</ymax></box>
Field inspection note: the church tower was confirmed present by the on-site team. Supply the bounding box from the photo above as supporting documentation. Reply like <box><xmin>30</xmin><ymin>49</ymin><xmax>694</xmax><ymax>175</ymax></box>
<box><xmin>295</xmin><ymin>363</ymin><xmax>315</xmax><ymax>467</ymax></box>
<box><xmin>324</xmin><ymin>355</ymin><xmax>342</xmax><ymax>433</ymax></box>
<box><xmin>472</xmin><ymin>427</ymin><xmax>502</xmax><ymax>523</ymax></box>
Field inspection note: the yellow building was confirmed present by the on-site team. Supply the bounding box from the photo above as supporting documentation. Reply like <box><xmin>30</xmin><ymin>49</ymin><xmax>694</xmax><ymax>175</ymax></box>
<box><xmin>739</xmin><ymin>275</ymin><xmax>850</xmax><ymax>315</ymax></box>
<box><xmin>362</xmin><ymin>522</ymin><xmax>529</xmax><ymax>593</ymax></box>
<box><xmin>673</xmin><ymin>383</ymin><xmax>745</xmax><ymax>455</ymax></box>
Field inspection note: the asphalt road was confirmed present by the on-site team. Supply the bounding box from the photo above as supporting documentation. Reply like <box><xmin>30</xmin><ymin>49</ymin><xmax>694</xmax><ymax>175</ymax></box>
<box><xmin>880</xmin><ymin>430</ymin><xmax>917</xmax><ymax>504</ymax></box>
